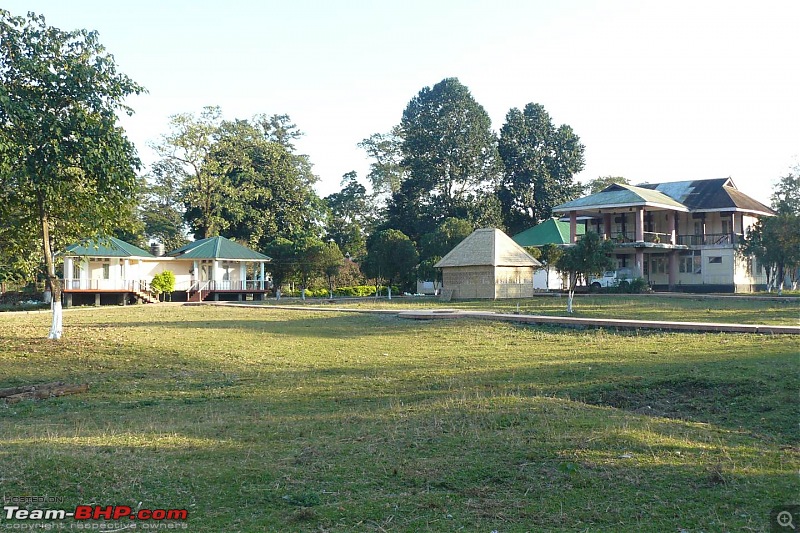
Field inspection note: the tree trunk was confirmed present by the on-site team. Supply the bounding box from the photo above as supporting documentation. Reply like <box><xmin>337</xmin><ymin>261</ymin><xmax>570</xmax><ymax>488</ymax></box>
<box><xmin>388</xmin><ymin>284</ymin><xmax>392</xmax><ymax>300</ymax></box>
<box><xmin>39</xmin><ymin>204</ymin><xmax>62</xmax><ymax>339</ymax></box>
<box><xmin>567</xmin><ymin>290</ymin><xmax>574</xmax><ymax>314</ymax></box>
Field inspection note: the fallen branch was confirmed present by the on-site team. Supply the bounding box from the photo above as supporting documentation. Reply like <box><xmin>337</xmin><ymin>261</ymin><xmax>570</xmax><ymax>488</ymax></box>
<box><xmin>1</xmin><ymin>381</ymin><xmax>89</xmax><ymax>404</ymax></box>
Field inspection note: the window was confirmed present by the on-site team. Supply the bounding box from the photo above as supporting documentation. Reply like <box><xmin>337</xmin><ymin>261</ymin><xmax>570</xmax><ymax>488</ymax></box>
<box><xmin>102</xmin><ymin>263</ymin><xmax>110</xmax><ymax>280</ymax></box>
<box><xmin>708</xmin><ymin>256</ymin><xmax>722</xmax><ymax>264</ymax></box>
<box><xmin>680</xmin><ymin>251</ymin><xmax>701</xmax><ymax>274</ymax></box>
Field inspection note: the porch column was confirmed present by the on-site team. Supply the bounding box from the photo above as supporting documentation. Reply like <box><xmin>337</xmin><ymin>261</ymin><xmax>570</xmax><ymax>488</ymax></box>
<box><xmin>240</xmin><ymin>263</ymin><xmax>247</xmax><ymax>290</ymax></box>
<box><xmin>260</xmin><ymin>263</ymin><xmax>265</xmax><ymax>290</ymax></box>
<box><xmin>603</xmin><ymin>213</ymin><xmax>612</xmax><ymax>240</ymax></box>
<box><xmin>668</xmin><ymin>250</ymin><xmax>679</xmax><ymax>290</ymax></box>
<box><xmin>635</xmin><ymin>207</ymin><xmax>644</xmax><ymax>242</ymax></box>
<box><xmin>64</xmin><ymin>257</ymin><xmax>74</xmax><ymax>288</ymax></box>
<box><xmin>123</xmin><ymin>259</ymin><xmax>130</xmax><ymax>289</ymax></box>
<box><xmin>212</xmin><ymin>260</ymin><xmax>219</xmax><ymax>289</ymax></box>
<box><xmin>80</xmin><ymin>259</ymin><xmax>89</xmax><ymax>289</ymax></box>
<box><xmin>635</xmin><ymin>249</ymin><xmax>644</xmax><ymax>278</ymax></box>
<box><xmin>569</xmin><ymin>211</ymin><xmax>577</xmax><ymax>243</ymax></box>
<box><xmin>666</xmin><ymin>211</ymin><xmax>676</xmax><ymax>245</ymax></box>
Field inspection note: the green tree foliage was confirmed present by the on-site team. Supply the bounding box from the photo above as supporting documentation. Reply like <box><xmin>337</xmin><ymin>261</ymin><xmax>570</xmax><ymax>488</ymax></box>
<box><xmin>585</xmin><ymin>176</ymin><xmax>630</xmax><ymax>195</ymax></box>
<box><xmin>418</xmin><ymin>218</ymin><xmax>474</xmax><ymax>262</ymax></box>
<box><xmin>363</xmin><ymin>229</ymin><xmax>419</xmax><ymax>298</ymax></box>
<box><xmin>324</xmin><ymin>172</ymin><xmax>376</xmax><ymax>260</ymax></box>
<box><xmin>387</xmin><ymin>78</ymin><xmax>500</xmax><ymax>241</ymax></box>
<box><xmin>740</xmin><ymin>170</ymin><xmax>800</xmax><ymax>293</ymax></box>
<box><xmin>153</xmin><ymin>111</ymin><xmax>322</xmax><ymax>247</ymax></box>
<box><xmin>154</xmin><ymin>106</ymin><xmax>227</xmax><ymax>239</ymax></box>
<box><xmin>319</xmin><ymin>241</ymin><xmax>345</xmax><ymax>297</ymax></box>
<box><xmin>538</xmin><ymin>243</ymin><xmax>564</xmax><ymax>289</ymax></box>
<box><xmin>358</xmin><ymin>126</ymin><xmax>406</xmax><ymax>197</ymax></box>
<box><xmin>0</xmin><ymin>9</ymin><xmax>144</xmax><ymax>338</ymax></box>
<box><xmin>740</xmin><ymin>215</ymin><xmax>800</xmax><ymax>293</ymax></box>
<box><xmin>497</xmin><ymin>103</ymin><xmax>585</xmax><ymax>235</ymax></box>
<box><xmin>556</xmin><ymin>232</ymin><xmax>614</xmax><ymax>313</ymax></box>
<box><xmin>150</xmin><ymin>270</ymin><xmax>176</xmax><ymax>301</ymax></box>
<box><xmin>771</xmin><ymin>169</ymin><xmax>800</xmax><ymax>216</ymax></box>
<box><xmin>293</xmin><ymin>235</ymin><xmax>327</xmax><ymax>300</ymax></box>
<box><xmin>212</xmin><ymin>119</ymin><xmax>321</xmax><ymax>249</ymax></box>
<box><xmin>263</xmin><ymin>237</ymin><xmax>297</xmax><ymax>299</ymax></box>
<box><xmin>140</xmin><ymin>160</ymin><xmax>189</xmax><ymax>252</ymax></box>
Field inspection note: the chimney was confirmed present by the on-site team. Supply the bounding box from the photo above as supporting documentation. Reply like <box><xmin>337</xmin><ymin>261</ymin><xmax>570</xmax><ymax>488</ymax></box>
<box><xmin>150</xmin><ymin>243</ymin><xmax>165</xmax><ymax>257</ymax></box>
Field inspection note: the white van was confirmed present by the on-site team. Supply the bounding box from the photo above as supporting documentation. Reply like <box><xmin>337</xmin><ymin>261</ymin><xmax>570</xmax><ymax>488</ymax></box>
<box><xmin>589</xmin><ymin>267</ymin><xmax>634</xmax><ymax>290</ymax></box>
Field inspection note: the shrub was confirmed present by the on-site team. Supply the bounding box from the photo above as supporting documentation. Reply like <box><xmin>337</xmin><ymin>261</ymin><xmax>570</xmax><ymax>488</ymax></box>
<box><xmin>150</xmin><ymin>271</ymin><xmax>175</xmax><ymax>301</ymax></box>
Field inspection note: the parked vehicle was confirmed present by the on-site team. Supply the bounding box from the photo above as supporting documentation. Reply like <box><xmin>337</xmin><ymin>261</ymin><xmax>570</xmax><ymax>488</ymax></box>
<box><xmin>590</xmin><ymin>267</ymin><xmax>634</xmax><ymax>290</ymax></box>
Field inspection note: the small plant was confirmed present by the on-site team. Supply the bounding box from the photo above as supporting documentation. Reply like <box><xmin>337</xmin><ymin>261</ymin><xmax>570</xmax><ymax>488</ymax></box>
<box><xmin>150</xmin><ymin>270</ymin><xmax>175</xmax><ymax>302</ymax></box>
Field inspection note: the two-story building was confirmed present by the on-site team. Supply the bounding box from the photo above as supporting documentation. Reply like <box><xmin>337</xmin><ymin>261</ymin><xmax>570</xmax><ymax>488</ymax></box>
<box><xmin>552</xmin><ymin>178</ymin><xmax>774</xmax><ymax>292</ymax></box>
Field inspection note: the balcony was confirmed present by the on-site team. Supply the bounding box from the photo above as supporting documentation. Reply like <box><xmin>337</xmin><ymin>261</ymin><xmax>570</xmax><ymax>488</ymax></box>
<box><xmin>676</xmin><ymin>233</ymin><xmax>741</xmax><ymax>246</ymax></box>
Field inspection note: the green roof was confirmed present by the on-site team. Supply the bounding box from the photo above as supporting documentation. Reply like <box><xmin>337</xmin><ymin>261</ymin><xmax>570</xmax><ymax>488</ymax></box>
<box><xmin>166</xmin><ymin>236</ymin><xmax>271</xmax><ymax>261</ymax></box>
<box><xmin>512</xmin><ymin>218</ymin><xmax>585</xmax><ymax>247</ymax></box>
<box><xmin>553</xmin><ymin>183</ymin><xmax>688</xmax><ymax>214</ymax></box>
<box><xmin>64</xmin><ymin>237</ymin><xmax>155</xmax><ymax>258</ymax></box>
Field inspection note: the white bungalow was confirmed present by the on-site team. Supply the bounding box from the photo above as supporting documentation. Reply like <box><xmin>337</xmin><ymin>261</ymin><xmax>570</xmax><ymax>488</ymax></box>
<box><xmin>61</xmin><ymin>236</ymin><xmax>271</xmax><ymax>306</ymax></box>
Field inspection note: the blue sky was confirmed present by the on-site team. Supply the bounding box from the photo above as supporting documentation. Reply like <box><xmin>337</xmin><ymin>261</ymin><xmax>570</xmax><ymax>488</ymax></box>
<box><xmin>5</xmin><ymin>0</ymin><xmax>799</xmax><ymax>205</ymax></box>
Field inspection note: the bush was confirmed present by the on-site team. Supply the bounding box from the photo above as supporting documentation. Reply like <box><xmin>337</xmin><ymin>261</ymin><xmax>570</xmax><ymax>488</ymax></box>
<box><xmin>150</xmin><ymin>271</ymin><xmax>176</xmax><ymax>301</ymax></box>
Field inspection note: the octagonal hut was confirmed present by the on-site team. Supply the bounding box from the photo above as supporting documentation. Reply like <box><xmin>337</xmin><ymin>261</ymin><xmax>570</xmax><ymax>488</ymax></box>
<box><xmin>435</xmin><ymin>228</ymin><xmax>541</xmax><ymax>299</ymax></box>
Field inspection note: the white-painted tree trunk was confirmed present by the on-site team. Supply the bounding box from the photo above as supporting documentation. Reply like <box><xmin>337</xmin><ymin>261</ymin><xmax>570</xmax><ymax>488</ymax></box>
<box><xmin>566</xmin><ymin>291</ymin><xmax>574</xmax><ymax>314</ymax></box>
<box><xmin>48</xmin><ymin>301</ymin><xmax>63</xmax><ymax>339</ymax></box>
<box><xmin>387</xmin><ymin>286</ymin><xmax>392</xmax><ymax>300</ymax></box>
<box><xmin>276</xmin><ymin>288</ymin><xmax>281</xmax><ymax>300</ymax></box>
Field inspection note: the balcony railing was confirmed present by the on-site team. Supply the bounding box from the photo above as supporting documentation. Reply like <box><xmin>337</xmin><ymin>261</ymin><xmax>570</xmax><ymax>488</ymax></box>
<box><xmin>676</xmin><ymin>233</ymin><xmax>741</xmax><ymax>246</ymax></box>
<box><xmin>183</xmin><ymin>280</ymin><xmax>266</xmax><ymax>291</ymax></box>
<box><xmin>62</xmin><ymin>279</ymin><xmax>148</xmax><ymax>291</ymax></box>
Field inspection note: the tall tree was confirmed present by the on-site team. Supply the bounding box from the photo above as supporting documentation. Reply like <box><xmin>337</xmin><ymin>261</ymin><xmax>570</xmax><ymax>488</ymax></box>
<box><xmin>358</xmin><ymin>126</ymin><xmax>407</xmax><ymax>197</ymax></box>
<box><xmin>263</xmin><ymin>237</ymin><xmax>297</xmax><ymax>300</ymax></box>
<box><xmin>211</xmin><ymin>119</ymin><xmax>321</xmax><ymax>249</ymax></box>
<box><xmin>324</xmin><ymin>172</ymin><xmax>375</xmax><ymax>260</ymax></box>
<box><xmin>153</xmin><ymin>106</ymin><xmax>227</xmax><ymax>239</ymax></box>
<box><xmin>498</xmin><ymin>103</ymin><xmax>585</xmax><ymax>235</ymax></box>
<box><xmin>363</xmin><ymin>229</ymin><xmax>419</xmax><ymax>299</ymax></box>
<box><xmin>0</xmin><ymin>9</ymin><xmax>144</xmax><ymax>338</ymax></box>
<box><xmin>140</xmin><ymin>159</ymin><xmax>189</xmax><ymax>251</ymax></box>
<box><xmin>771</xmin><ymin>168</ymin><xmax>800</xmax><ymax>216</ymax></box>
<box><xmin>389</xmin><ymin>78</ymin><xmax>500</xmax><ymax>240</ymax></box>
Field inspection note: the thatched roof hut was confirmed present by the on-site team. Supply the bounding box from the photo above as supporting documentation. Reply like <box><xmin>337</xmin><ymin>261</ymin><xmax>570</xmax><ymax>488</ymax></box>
<box><xmin>435</xmin><ymin>228</ymin><xmax>541</xmax><ymax>299</ymax></box>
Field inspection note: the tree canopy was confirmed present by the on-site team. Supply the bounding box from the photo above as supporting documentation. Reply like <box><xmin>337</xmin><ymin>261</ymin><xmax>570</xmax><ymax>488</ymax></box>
<box><xmin>556</xmin><ymin>232</ymin><xmax>614</xmax><ymax>313</ymax></box>
<box><xmin>385</xmin><ymin>78</ymin><xmax>500</xmax><ymax>241</ymax></box>
<box><xmin>0</xmin><ymin>9</ymin><xmax>144</xmax><ymax>338</ymax></box>
<box><xmin>497</xmin><ymin>103</ymin><xmax>585</xmax><ymax>235</ymax></box>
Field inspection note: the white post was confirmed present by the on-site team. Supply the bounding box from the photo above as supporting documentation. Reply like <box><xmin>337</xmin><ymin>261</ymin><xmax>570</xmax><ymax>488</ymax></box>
<box><xmin>212</xmin><ymin>260</ymin><xmax>219</xmax><ymax>290</ymax></box>
<box><xmin>64</xmin><ymin>257</ymin><xmax>74</xmax><ymax>289</ymax></box>
<box><xmin>123</xmin><ymin>259</ymin><xmax>129</xmax><ymax>290</ymax></box>
<box><xmin>260</xmin><ymin>263</ymin><xmax>265</xmax><ymax>290</ymax></box>
<box><xmin>240</xmin><ymin>262</ymin><xmax>247</xmax><ymax>290</ymax></box>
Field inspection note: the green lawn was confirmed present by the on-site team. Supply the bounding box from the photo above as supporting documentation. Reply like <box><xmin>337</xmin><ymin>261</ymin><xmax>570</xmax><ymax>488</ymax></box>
<box><xmin>270</xmin><ymin>293</ymin><xmax>800</xmax><ymax>326</ymax></box>
<box><xmin>1</xmin><ymin>305</ymin><xmax>798</xmax><ymax>532</ymax></box>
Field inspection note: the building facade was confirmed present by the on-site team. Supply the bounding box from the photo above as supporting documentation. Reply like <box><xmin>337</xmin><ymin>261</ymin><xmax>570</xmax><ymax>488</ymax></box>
<box><xmin>552</xmin><ymin>179</ymin><xmax>774</xmax><ymax>292</ymax></box>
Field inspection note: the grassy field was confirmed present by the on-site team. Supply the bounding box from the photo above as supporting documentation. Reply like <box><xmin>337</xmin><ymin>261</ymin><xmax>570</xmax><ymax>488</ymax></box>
<box><xmin>1</xmin><ymin>304</ymin><xmax>798</xmax><ymax>532</ymax></box>
<box><xmin>263</xmin><ymin>293</ymin><xmax>800</xmax><ymax>326</ymax></box>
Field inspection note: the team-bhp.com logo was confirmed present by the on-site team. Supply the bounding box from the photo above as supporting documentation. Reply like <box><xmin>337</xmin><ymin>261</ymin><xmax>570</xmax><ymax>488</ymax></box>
<box><xmin>4</xmin><ymin>504</ymin><xmax>188</xmax><ymax>521</ymax></box>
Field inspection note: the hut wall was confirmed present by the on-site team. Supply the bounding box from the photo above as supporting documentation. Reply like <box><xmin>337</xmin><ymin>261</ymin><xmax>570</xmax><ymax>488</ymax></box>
<box><xmin>441</xmin><ymin>266</ymin><xmax>495</xmax><ymax>299</ymax></box>
<box><xmin>494</xmin><ymin>266</ymin><xmax>535</xmax><ymax>299</ymax></box>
